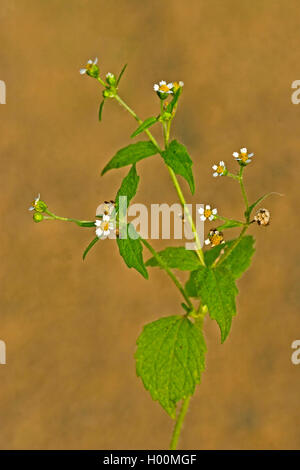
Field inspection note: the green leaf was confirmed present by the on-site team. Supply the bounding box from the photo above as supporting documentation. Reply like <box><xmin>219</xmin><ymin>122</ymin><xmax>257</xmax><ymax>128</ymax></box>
<box><xmin>146</xmin><ymin>246</ymin><xmax>200</xmax><ymax>271</ymax></box>
<box><xmin>136</xmin><ymin>315</ymin><xmax>206</xmax><ymax>418</ymax></box>
<box><xmin>116</xmin><ymin>63</ymin><xmax>127</xmax><ymax>85</ymax></box>
<box><xmin>131</xmin><ymin>117</ymin><xmax>158</xmax><ymax>138</ymax></box>
<box><xmin>245</xmin><ymin>192</ymin><xmax>280</xmax><ymax>219</ymax></box>
<box><xmin>216</xmin><ymin>219</ymin><xmax>244</xmax><ymax>230</ymax></box>
<box><xmin>115</xmin><ymin>165</ymin><xmax>139</xmax><ymax>212</ymax></box>
<box><xmin>117</xmin><ymin>223</ymin><xmax>148</xmax><ymax>279</ymax></box>
<box><xmin>204</xmin><ymin>235</ymin><xmax>255</xmax><ymax>279</ymax></box>
<box><xmin>101</xmin><ymin>141</ymin><xmax>157</xmax><ymax>175</ymax></box>
<box><xmin>83</xmin><ymin>236</ymin><xmax>99</xmax><ymax>260</ymax></box>
<box><xmin>186</xmin><ymin>266</ymin><xmax>238</xmax><ymax>342</ymax></box>
<box><xmin>161</xmin><ymin>140</ymin><xmax>195</xmax><ymax>194</ymax></box>
<box><xmin>98</xmin><ymin>99</ymin><xmax>105</xmax><ymax>121</ymax></box>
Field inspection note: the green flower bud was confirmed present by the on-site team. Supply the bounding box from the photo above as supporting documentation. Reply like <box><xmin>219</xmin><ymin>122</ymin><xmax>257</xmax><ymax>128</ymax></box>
<box><xmin>34</xmin><ymin>200</ymin><xmax>47</xmax><ymax>212</ymax></box>
<box><xmin>105</xmin><ymin>72</ymin><xmax>117</xmax><ymax>86</ymax></box>
<box><xmin>103</xmin><ymin>88</ymin><xmax>116</xmax><ymax>99</ymax></box>
<box><xmin>80</xmin><ymin>58</ymin><xmax>99</xmax><ymax>78</ymax></box>
<box><xmin>33</xmin><ymin>212</ymin><xmax>44</xmax><ymax>223</ymax></box>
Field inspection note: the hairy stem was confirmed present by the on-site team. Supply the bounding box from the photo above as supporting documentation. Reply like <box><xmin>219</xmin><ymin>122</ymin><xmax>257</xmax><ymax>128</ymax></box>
<box><xmin>239</xmin><ymin>166</ymin><xmax>249</xmax><ymax>214</ymax></box>
<box><xmin>141</xmin><ymin>238</ymin><xmax>193</xmax><ymax>309</ymax></box>
<box><xmin>170</xmin><ymin>396</ymin><xmax>191</xmax><ymax>450</ymax></box>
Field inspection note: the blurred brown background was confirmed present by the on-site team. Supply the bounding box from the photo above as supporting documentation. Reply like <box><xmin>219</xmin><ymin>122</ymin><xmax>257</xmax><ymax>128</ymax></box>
<box><xmin>0</xmin><ymin>0</ymin><xmax>299</xmax><ymax>450</ymax></box>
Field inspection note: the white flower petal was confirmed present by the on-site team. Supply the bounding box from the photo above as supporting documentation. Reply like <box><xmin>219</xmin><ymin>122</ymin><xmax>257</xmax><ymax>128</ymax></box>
<box><xmin>219</xmin><ymin>161</ymin><xmax>225</xmax><ymax>166</ymax></box>
<box><xmin>102</xmin><ymin>214</ymin><xmax>110</xmax><ymax>222</ymax></box>
<box><xmin>208</xmin><ymin>215</ymin><xmax>214</xmax><ymax>221</ymax></box>
<box><xmin>198</xmin><ymin>207</ymin><xmax>204</xmax><ymax>214</ymax></box>
<box><xmin>213</xmin><ymin>172</ymin><xmax>218</xmax><ymax>177</ymax></box>
<box><xmin>212</xmin><ymin>208</ymin><xmax>217</xmax><ymax>215</ymax></box>
<box><xmin>167</xmin><ymin>83</ymin><xmax>173</xmax><ymax>89</ymax></box>
<box><xmin>205</xmin><ymin>204</ymin><xmax>211</xmax><ymax>210</ymax></box>
<box><xmin>233</xmin><ymin>152</ymin><xmax>239</xmax><ymax>158</ymax></box>
<box><xmin>96</xmin><ymin>228</ymin><xmax>103</xmax><ymax>238</ymax></box>
<box><xmin>200</xmin><ymin>215</ymin><xmax>206</xmax><ymax>221</ymax></box>
<box><xmin>153</xmin><ymin>84</ymin><xmax>159</xmax><ymax>91</ymax></box>
<box><xmin>29</xmin><ymin>206</ymin><xmax>34</xmax><ymax>211</ymax></box>
<box><xmin>95</xmin><ymin>220</ymin><xmax>101</xmax><ymax>227</ymax></box>
<box><xmin>179</xmin><ymin>81</ymin><xmax>184</xmax><ymax>87</ymax></box>
<box><xmin>93</xmin><ymin>57</ymin><xmax>98</xmax><ymax>65</ymax></box>
<box><xmin>248</xmin><ymin>153</ymin><xmax>254</xmax><ymax>157</ymax></box>
<box><xmin>87</xmin><ymin>59</ymin><xmax>93</xmax><ymax>64</ymax></box>
<box><xmin>205</xmin><ymin>239</ymin><xmax>211</xmax><ymax>245</ymax></box>
<box><xmin>240</xmin><ymin>147</ymin><xmax>247</xmax><ymax>154</ymax></box>
<box><xmin>80</xmin><ymin>68</ymin><xmax>87</xmax><ymax>74</ymax></box>
<box><xmin>159</xmin><ymin>80</ymin><xmax>166</xmax><ymax>85</ymax></box>
<box><xmin>212</xmin><ymin>165</ymin><xmax>218</xmax><ymax>170</ymax></box>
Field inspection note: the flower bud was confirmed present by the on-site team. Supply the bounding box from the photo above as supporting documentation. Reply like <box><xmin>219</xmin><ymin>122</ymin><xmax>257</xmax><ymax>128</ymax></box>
<box><xmin>33</xmin><ymin>212</ymin><xmax>44</xmax><ymax>223</ymax></box>
<box><xmin>79</xmin><ymin>58</ymin><xmax>99</xmax><ymax>78</ymax></box>
<box><xmin>105</xmin><ymin>72</ymin><xmax>117</xmax><ymax>86</ymax></box>
<box><xmin>29</xmin><ymin>194</ymin><xmax>47</xmax><ymax>213</ymax></box>
<box><xmin>103</xmin><ymin>89</ymin><xmax>116</xmax><ymax>99</ymax></box>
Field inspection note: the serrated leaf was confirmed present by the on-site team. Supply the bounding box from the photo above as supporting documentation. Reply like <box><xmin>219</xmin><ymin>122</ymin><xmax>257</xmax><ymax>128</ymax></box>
<box><xmin>131</xmin><ymin>117</ymin><xmax>158</xmax><ymax>138</ymax></box>
<box><xmin>216</xmin><ymin>219</ymin><xmax>244</xmax><ymax>230</ymax></box>
<box><xmin>162</xmin><ymin>140</ymin><xmax>195</xmax><ymax>194</ymax></box>
<box><xmin>146</xmin><ymin>246</ymin><xmax>200</xmax><ymax>271</ymax></box>
<box><xmin>117</xmin><ymin>223</ymin><xmax>148</xmax><ymax>279</ymax></box>
<box><xmin>98</xmin><ymin>99</ymin><xmax>105</xmax><ymax>121</ymax></box>
<box><xmin>101</xmin><ymin>141</ymin><xmax>158</xmax><ymax>175</ymax></box>
<box><xmin>115</xmin><ymin>165</ymin><xmax>139</xmax><ymax>212</ymax></box>
<box><xmin>186</xmin><ymin>266</ymin><xmax>238</xmax><ymax>342</ymax></box>
<box><xmin>116</xmin><ymin>63</ymin><xmax>127</xmax><ymax>85</ymax></box>
<box><xmin>205</xmin><ymin>235</ymin><xmax>255</xmax><ymax>279</ymax></box>
<box><xmin>83</xmin><ymin>236</ymin><xmax>99</xmax><ymax>260</ymax></box>
<box><xmin>136</xmin><ymin>315</ymin><xmax>206</xmax><ymax>418</ymax></box>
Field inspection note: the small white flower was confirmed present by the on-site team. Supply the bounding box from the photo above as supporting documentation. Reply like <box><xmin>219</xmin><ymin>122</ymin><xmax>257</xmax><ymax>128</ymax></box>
<box><xmin>232</xmin><ymin>147</ymin><xmax>254</xmax><ymax>165</ymax></box>
<box><xmin>212</xmin><ymin>161</ymin><xmax>226</xmax><ymax>177</ymax></box>
<box><xmin>80</xmin><ymin>57</ymin><xmax>98</xmax><ymax>75</ymax></box>
<box><xmin>95</xmin><ymin>219</ymin><xmax>114</xmax><ymax>239</ymax></box>
<box><xmin>198</xmin><ymin>205</ymin><xmax>218</xmax><ymax>221</ymax></box>
<box><xmin>205</xmin><ymin>229</ymin><xmax>225</xmax><ymax>247</ymax></box>
<box><xmin>29</xmin><ymin>193</ymin><xmax>40</xmax><ymax>211</ymax></box>
<box><xmin>106</xmin><ymin>72</ymin><xmax>114</xmax><ymax>78</ymax></box>
<box><xmin>153</xmin><ymin>80</ymin><xmax>173</xmax><ymax>94</ymax></box>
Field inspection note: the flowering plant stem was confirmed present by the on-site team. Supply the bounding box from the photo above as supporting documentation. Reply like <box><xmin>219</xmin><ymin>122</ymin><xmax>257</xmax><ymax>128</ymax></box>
<box><xmin>170</xmin><ymin>396</ymin><xmax>191</xmax><ymax>450</ymax></box>
<box><xmin>115</xmin><ymin>94</ymin><xmax>205</xmax><ymax>266</ymax></box>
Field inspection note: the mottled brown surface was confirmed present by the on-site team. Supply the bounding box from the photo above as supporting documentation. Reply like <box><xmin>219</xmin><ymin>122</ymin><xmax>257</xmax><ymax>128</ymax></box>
<box><xmin>0</xmin><ymin>0</ymin><xmax>299</xmax><ymax>450</ymax></box>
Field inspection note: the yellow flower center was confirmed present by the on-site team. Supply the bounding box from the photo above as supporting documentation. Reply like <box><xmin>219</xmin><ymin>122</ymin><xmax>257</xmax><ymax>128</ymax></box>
<box><xmin>204</xmin><ymin>209</ymin><xmax>212</xmax><ymax>218</ymax></box>
<box><xmin>240</xmin><ymin>153</ymin><xmax>248</xmax><ymax>162</ymax></box>
<box><xmin>101</xmin><ymin>221</ymin><xmax>110</xmax><ymax>231</ymax></box>
<box><xmin>159</xmin><ymin>84</ymin><xmax>170</xmax><ymax>92</ymax></box>
<box><xmin>217</xmin><ymin>165</ymin><xmax>224</xmax><ymax>174</ymax></box>
<box><xmin>210</xmin><ymin>234</ymin><xmax>223</xmax><ymax>246</ymax></box>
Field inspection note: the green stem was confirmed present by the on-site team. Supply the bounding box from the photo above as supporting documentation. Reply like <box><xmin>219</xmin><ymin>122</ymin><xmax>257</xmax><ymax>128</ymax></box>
<box><xmin>238</xmin><ymin>166</ymin><xmax>249</xmax><ymax>214</ymax></box>
<box><xmin>45</xmin><ymin>210</ymin><xmax>95</xmax><ymax>227</ymax></box>
<box><xmin>114</xmin><ymin>94</ymin><xmax>205</xmax><ymax>267</ymax></box>
<box><xmin>141</xmin><ymin>238</ymin><xmax>193</xmax><ymax>309</ymax></box>
<box><xmin>170</xmin><ymin>396</ymin><xmax>191</xmax><ymax>450</ymax></box>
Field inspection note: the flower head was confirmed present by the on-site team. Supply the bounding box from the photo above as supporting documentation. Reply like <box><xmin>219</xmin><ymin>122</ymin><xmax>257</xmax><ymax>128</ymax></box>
<box><xmin>95</xmin><ymin>218</ymin><xmax>115</xmax><ymax>239</ymax></box>
<box><xmin>29</xmin><ymin>194</ymin><xmax>47</xmax><ymax>213</ymax></box>
<box><xmin>212</xmin><ymin>161</ymin><xmax>227</xmax><ymax>177</ymax></box>
<box><xmin>233</xmin><ymin>147</ymin><xmax>254</xmax><ymax>165</ymax></box>
<box><xmin>153</xmin><ymin>80</ymin><xmax>173</xmax><ymax>99</ymax></box>
<box><xmin>198</xmin><ymin>204</ymin><xmax>218</xmax><ymax>221</ymax></box>
<box><xmin>253</xmin><ymin>208</ymin><xmax>270</xmax><ymax>226</ymax></box>
<box><xmin>204</xmin><ymin>229</ymin><xmax>225</xmax><ymax>247</ymax></box>
<box><xmin>80</xmin><ymin>57</ymin><xmax>99</xmax><ymax>78</ymax></box>
<box><xmin>105</xmin><ymin>72</ymin><xmax>117</xmax><ymax>86</ymax></box>
<box><xmin>172</xmin><ymin>81</ymin><xmax>184</xmax><ymax>92</ymax></box>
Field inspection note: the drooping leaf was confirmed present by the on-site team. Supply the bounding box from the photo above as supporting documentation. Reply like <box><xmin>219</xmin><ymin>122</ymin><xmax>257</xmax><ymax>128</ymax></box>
<box><xmin>204</xmin><ymin>235</ymin><xmax>255</xmax><ymax>279</ymax></box>
<box><xmin>116</xmin><ymin>63</ymin><xmax>127</xmax><ymax>85</ymax></box>
<box><xmin>131</xmin><ymin>117</ymin><xmax>158</xmax><ymax>138</ymax></box>
<box><xmin>186</xmin><ymin>266</ymin><xmax>238</xmax><ymax>342</ymax></box>
<box><xmin>216</xmin><ymin>219</ymin><xmax>244</xmax><ymax>230</ymax></box>
<box><xmin>101</xmin><ymin>141</ymin><xmax>158</xmax><ymax>175</ymax></box>
<box><xmin>161</xmin><ymin>140</ymin><xmax>195</xmax><ymax>194</ymax></box>
<box><xmin>136</xmin><ymin>315</ymin><xmax>206</xmax><ymax>418</ymax></box>
<box><xmin>83</xmin><ymin>236</ymin><xmax>99</xmax><ymax>260</ymax></box>
<box><xmin>146</xmin><ymin>246</ymin><xmax>200</xmax><ymax>271</ymax></box>
<box><xmin>98</xmin><ymin>99</ymin><xmax>105</xmax><ymax>121</ymax></box>
<box><xmin>115</xmin><ymin>165</ymin><xmax>139</xmax><ymax>212</ymax></box>
<box><xmin>117</xmin><ymin>223</ymin><xmax>148</xmax><ymax>279</ymax></box>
